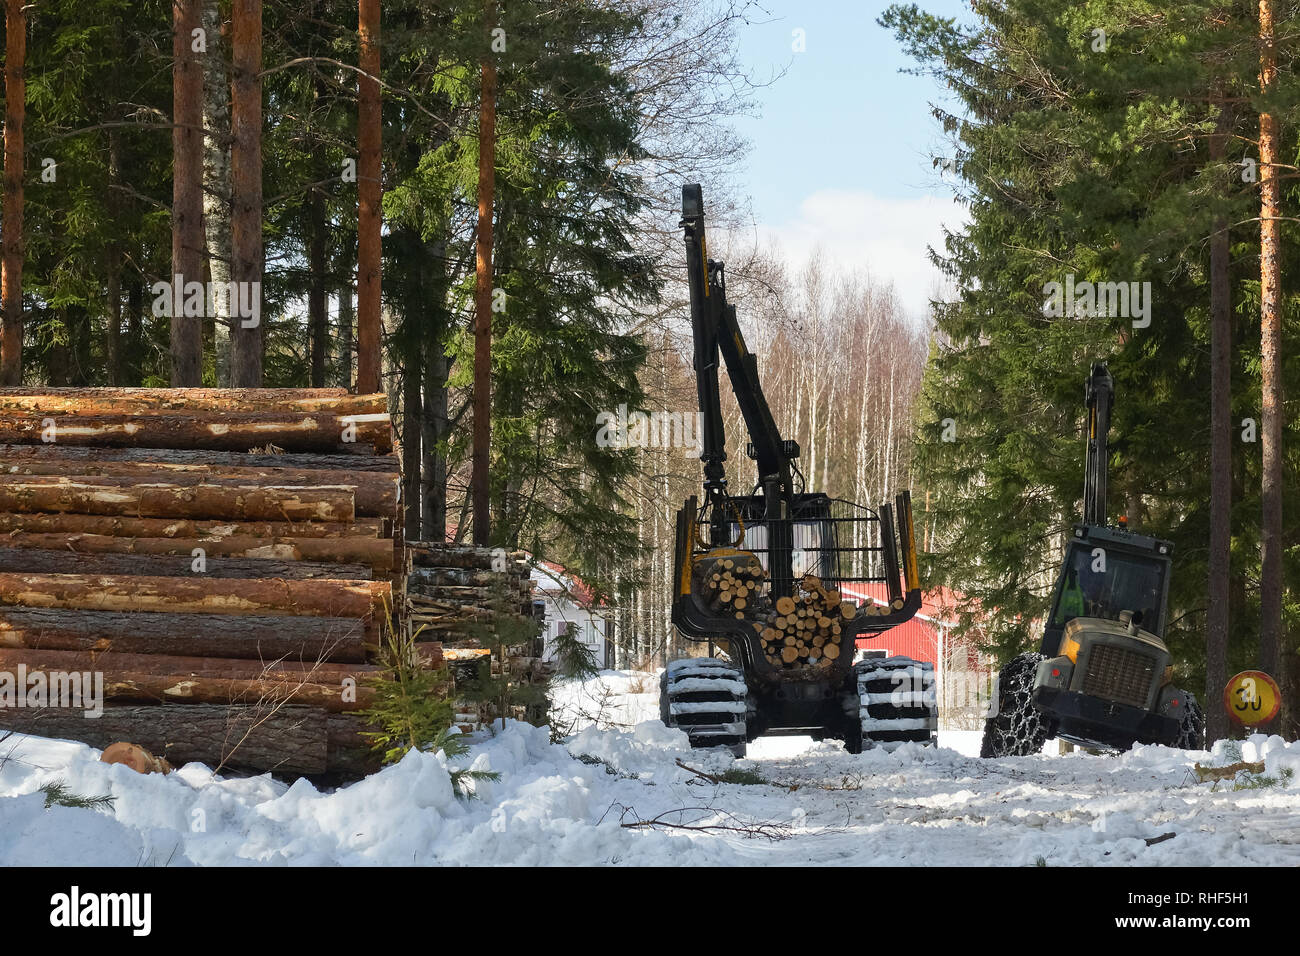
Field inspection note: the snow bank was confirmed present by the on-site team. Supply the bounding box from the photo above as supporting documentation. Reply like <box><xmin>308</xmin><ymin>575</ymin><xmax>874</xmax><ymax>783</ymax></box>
<box><xmin>0</xmin><ymin>715</ymin><xmax>752</xmax><ymax>866</ymax></box>
<box><xmin>2</xmin><ymin>675</ymin><xmax>1298</xmax><ymax>866</ymax></box>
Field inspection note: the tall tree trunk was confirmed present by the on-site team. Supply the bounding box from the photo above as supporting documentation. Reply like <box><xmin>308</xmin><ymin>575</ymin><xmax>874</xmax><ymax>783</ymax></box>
<box><xmin>229</xmin><ymin>0</ymin><xmax>263</xmax><ymax>386</ymax></box>
<box><xmin>396</xmin><ymin>229</ymin><xmax>424</xmax><ymax>542</ymax></box>
<box><xmin>171</xmin><ymin>0</ymin><xmax>205</xmax><ymax>386</ymax></box>
<box><xmin>201</xmin><ymin>0</ymin><xmax>233</xmax><ymax>386</ymax></box>
<box><xmin>1257</xmin><ymin>0</ymin><xmax>1283</xmax><ymax>719</ymax></box>
<box><xmin>355</xmin><ymin>0</ymin><xmax>382</xmax><ymax>394</ymax></box>
<box><xmin>106</xmin><ymin>131</ymin><xmax>123</xmax><ymax>386</ymax></box>
<box><xmin>2</xmin><ymin>0</ymin><xmax>26</xmax><ymax>385</ymax></box>
<box><xmin>471</xmin><ymin>0</ymin><xmax>497</xmax><ymax>546</ymax></box>
<box><xmin>308</xmin><ymin>193</ymin><xmax>328</xmax><ymax>386</ymax></box>
<box><xmin>422</xmin><ymin>340</ymin><xmax>449</xmax><ymax>542</ymax></box>
<box><xmin>1206</xmin><ymin>112</ymin><xmax>1232</xmax><ymax>744</ymax></box>
<box><xmin>402</xmin><ymin>351</ymin><xmax>422</xmax><ymax>541</ymax></box>
<box><xmin>337</xmin><ymin>269</ymin><xmax>354</xmax><ymax>388</ymax></box>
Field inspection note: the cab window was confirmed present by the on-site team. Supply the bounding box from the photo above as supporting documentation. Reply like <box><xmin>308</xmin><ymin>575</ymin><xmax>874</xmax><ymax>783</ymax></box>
<box><xmin>1051</xmin><ymin>544</ymin><xmax>1164</xmax><ymax>633</ymax></box>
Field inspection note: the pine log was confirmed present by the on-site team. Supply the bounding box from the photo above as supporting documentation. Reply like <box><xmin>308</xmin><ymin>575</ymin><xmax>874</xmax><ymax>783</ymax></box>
<box><xmin>0</xmin><ymin>533</ymin><xmax>393</xmax><ymax>570</ymax></box>
<box><xmin>0</xmin><ymin>412</ymin><xmax>392</xmax><ymax>453</ymax></box>
<box><xmin>1</xmin><ymin>459</ymin><xmax>396</xmax><ymax>515</ymax></box>
<box><xmin>101</xmin><ymin>674</ymin><xmax>370</xmax><ymax>711</ymax></box>
<box><xmin>406</xmin><ymin>567</ymin><xmax>531</xmax><ymax>589</ymax></box>
<box><xmin>0</xmin><ymin>647</ymin><xmax>378</xmax><ymax>713</ymax></box>
<box><xmin>0</xmin><ymin>548</ymin><xmax>371</xmax><ymax>579</ymax></box>
<box><xmin>0</xmin><ymin>607</ymin><xmax>371</xmax><ymax>661</ymax></box>
<box><xmin>408</xmin><ymin>544</ymin><xmax>528</xmax><ymax>570</ymax></box>
<box><xmin>406</xmin><ymin>578</ymin><xmax>529</xmax><ymax>599</ymax></box>
<box><xmin>0</xmin><ymin>647</ymin><xmax>378</xmax><ymax>681</ymax></box>
<box><xmin>0</xmin><ymin>477</ymin><xmax>355</xmax><ymax>521</ymax></box>
<box><xmin>0</xmin><ymin>573</ymin><xmax>389</xmax><ymax>618</ymax></box>
<box><xmin>0</xmin><ymin>512</ymin><xmax>383</xmax><ymax>538</ymax></box>
<box><xmin>326</xmin><ymin>714</ymin><xmax>383</xmax><ymax>776</ymax></box>
<box><xmin>0</xmin><ymin>444</ymin><xmax>399</xmax><ymax>473</ymax></box>
<box><xmin>0</xmin><ymin>385</ymin><xmax>347</xmax><ymax>399</ymax></box>
<box><xmin>0</xmin><ymin>703</ymin><xmax>357</xmax><ymax>775</ymax></box>
<box><xmin>0</xmin><ymin>389</ymin><xmax>383</xmax><ymax>416</ymax></box>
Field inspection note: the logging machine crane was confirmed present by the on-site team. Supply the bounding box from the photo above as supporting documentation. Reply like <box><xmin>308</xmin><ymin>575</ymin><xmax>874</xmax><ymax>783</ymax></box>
<box><xmin>660</xmin><ymin>184</ymin><xmax>937</xmax><ymax>756</ymax></box>
<box><xmin>980</xmin><ymin>362</ymin><xmax>1205</xmax><ymax>756</ymax></box>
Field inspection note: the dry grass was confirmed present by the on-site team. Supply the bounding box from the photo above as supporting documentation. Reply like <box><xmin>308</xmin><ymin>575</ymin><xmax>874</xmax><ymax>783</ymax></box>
<box><xmin>626</xmin><ymin>674</ymin><xmax>652</xmax><ymax>694</ymax></box>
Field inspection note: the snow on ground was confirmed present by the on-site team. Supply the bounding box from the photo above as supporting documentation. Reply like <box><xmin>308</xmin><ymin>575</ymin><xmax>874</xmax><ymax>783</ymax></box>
<box><xmin>2</xmin><ymin>669</ymin><xmax>1298</xmax><ymax>866</ymax></box>
<box><xmin>547</xmin><ymin>668</ymin><xmax>660</xmax><ymax>735</ymax></box>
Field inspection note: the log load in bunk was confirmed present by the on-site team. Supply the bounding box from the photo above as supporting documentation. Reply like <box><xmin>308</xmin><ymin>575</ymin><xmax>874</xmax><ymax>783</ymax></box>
<box><xmin>0</xmin><ymin>388</ymin><xmax>410</xmax><ymax>776</ymax></box>
<box><xmin>693</xmin><ymin>561</ymin><xmax>878</xmax><ymax>670</ymax></box>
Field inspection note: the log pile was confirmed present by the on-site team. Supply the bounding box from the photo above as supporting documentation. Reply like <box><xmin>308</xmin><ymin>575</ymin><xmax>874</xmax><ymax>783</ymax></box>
<box><xmin>0</xmin><ymin>387</ymin><xmax>409</xmax><ymax>777</ymax></box>
<box><xmin>405</xmin><ymin>542</ymin><xmax>546</xmax><ymax>729</ymax></box>
<box><xmin>755</xmin><ymin>576</ymin><xmax>852</xmax><ymax>669</ymax></box>
<box><xmin>405</xmin><ymin>543</ymin><xmax>534</xmax><ymax>644</ymax></box>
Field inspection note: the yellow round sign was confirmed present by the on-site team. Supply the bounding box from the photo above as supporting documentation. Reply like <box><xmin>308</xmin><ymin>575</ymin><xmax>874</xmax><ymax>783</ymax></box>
<box><xmin>1223</xmin><ymin>670</ymin><xmax>1281</xmax><ymax>727</ymax></box>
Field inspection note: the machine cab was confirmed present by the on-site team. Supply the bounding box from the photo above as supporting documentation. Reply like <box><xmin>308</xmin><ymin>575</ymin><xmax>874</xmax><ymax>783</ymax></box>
<box><xmin>1040</xmin><ymin>523</ymin><xmax>1173</xmax><ymax>657</ymax></box>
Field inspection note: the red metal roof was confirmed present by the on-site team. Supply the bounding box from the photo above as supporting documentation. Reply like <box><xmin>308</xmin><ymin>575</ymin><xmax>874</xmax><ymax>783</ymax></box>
<box><xmin>527</xmin><ymin>556</ymin><xmax>603</xmax><ymax>609</ymax></box>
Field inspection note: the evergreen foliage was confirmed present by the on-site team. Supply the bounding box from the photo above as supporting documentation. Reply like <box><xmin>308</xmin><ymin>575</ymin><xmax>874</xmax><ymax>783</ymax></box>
<box><xmin>882</xmin><ymin>1</ymin><xmax>1300</xmax><ymax>703</ymax></box>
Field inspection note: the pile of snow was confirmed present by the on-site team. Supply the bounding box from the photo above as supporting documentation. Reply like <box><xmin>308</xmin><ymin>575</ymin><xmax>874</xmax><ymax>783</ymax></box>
<box><xmin>0</xmin><ymin>719</ymin><xmax>742</xmax><ymax>866</ymax></box>
<box><xmin>1</xmin><ymin>672</ymin><xmax>1297</xmax><ymax>866</ymax></box>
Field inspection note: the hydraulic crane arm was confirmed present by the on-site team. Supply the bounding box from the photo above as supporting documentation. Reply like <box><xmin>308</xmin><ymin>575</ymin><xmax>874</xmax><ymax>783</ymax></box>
<box><xmin>1082</xmin><ymin>362</ymin><xmax>1114</xmax><ymax>527</ymax></box>
<box><xmin>682</xmin><ymin>184</ymin><xmax>797</xmax><ymax>539</ymax></box>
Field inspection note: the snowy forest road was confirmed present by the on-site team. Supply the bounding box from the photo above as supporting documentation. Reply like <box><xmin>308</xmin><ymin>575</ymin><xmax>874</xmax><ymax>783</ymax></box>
<box><xmin>1</xmin><ymin>671</ymin><xmax>1298</xmax><ymax>866</ymax></box>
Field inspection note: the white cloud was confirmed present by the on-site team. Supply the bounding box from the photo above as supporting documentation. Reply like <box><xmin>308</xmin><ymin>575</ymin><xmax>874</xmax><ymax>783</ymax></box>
<box><xmin>753</xmin><ymin>190</ymin><xmax>967</xmax><ymax>322</ymax></box>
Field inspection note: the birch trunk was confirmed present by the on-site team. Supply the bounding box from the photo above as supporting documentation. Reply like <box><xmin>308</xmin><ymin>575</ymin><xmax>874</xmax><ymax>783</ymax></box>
<box><xmin>201</xmin><ymin>0</ymin><xmax>233</xmax><ymax>386</ymax></box>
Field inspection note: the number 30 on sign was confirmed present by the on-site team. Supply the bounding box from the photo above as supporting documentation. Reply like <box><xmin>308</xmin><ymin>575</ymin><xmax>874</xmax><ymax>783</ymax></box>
<box><xmin>1223</xmin><ymin>670</ymin><xmax>1281</xmax><ymax>727</ymax></box>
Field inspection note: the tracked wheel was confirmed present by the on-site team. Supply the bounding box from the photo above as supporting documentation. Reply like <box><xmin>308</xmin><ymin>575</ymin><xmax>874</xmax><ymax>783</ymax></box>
<box><xmin>980</xmin><ymin>652</ymin><xmax>1056</xmax><ymax>758</ymax></box>
<box><xmin>660</xmin><ymin>658</ymin><xmax>750</xmax><ymax>757</ymax></box>
<box><xmin>850</xmin><ymin>656</ymin><xmax>937</xmax><ymax>751</ymax></box>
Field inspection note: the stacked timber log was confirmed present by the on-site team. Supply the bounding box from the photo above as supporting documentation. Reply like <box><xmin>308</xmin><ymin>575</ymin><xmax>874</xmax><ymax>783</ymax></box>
<box><xmin>405</xmin><ymin>542</ymin><xmax>545</xmax><ymax>729</ymax></box>
<box><xmin>405</xmin><ymin>543</ymin><xmax>534</xmax><ymax>643</ymax></box>
<box><xmin>695</xmin><ymin>557</ymin><xmax>860</xmax><ymax>671</ymax></box>
<box><xmin>0</xmin><ymin>388</ymin><xmax>412</xmax><ymax>777</ymax></box>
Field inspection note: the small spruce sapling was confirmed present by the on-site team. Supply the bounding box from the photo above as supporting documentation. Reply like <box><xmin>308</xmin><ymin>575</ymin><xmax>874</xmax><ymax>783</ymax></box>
<box><xmin>359</xmin><ymin>618</ymin><xmax>498</xmax><ymax>797</ymax></box>
<box><xmin>553</xmin><ymin>621</ymin><xmax>599</xmax><ymax>681</ymax></box>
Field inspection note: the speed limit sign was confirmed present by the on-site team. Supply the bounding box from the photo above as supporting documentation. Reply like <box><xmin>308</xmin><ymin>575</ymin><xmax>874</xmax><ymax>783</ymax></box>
<box><xmin>1223</xmin><ymin>670</ymin><xmax>1281</xmax><ymax>727</ymax></box>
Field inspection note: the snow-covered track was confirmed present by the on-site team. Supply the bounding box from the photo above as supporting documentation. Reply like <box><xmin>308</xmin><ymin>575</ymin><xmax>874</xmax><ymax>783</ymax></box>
<box><xmin>660</xmin><ymin>658</ymin><xmax>751</xmax><ymax>756</ymax></box>
<box><xmin>855</xmin><ymin>655</ymin><xmax>937</xmax><ymax>748</ymax></box>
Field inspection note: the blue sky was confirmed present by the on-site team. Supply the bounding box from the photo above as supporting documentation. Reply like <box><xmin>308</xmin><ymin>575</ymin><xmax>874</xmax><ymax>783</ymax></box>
<box><xmin>730</xmin><ymin>0</ymin><xmax>972</xmax><ymax>317</ymax></box>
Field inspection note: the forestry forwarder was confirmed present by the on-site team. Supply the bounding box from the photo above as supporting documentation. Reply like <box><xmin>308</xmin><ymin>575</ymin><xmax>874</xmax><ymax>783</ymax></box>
<box><xmin>661</xmin><ymin>184</ymin><xmax>937</xmax><ymax>757</ymax></box>
<box><xmin>980</xmin><ymin>362</ymin><xmax>1205</xmax><ymax>757</ymax></box>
